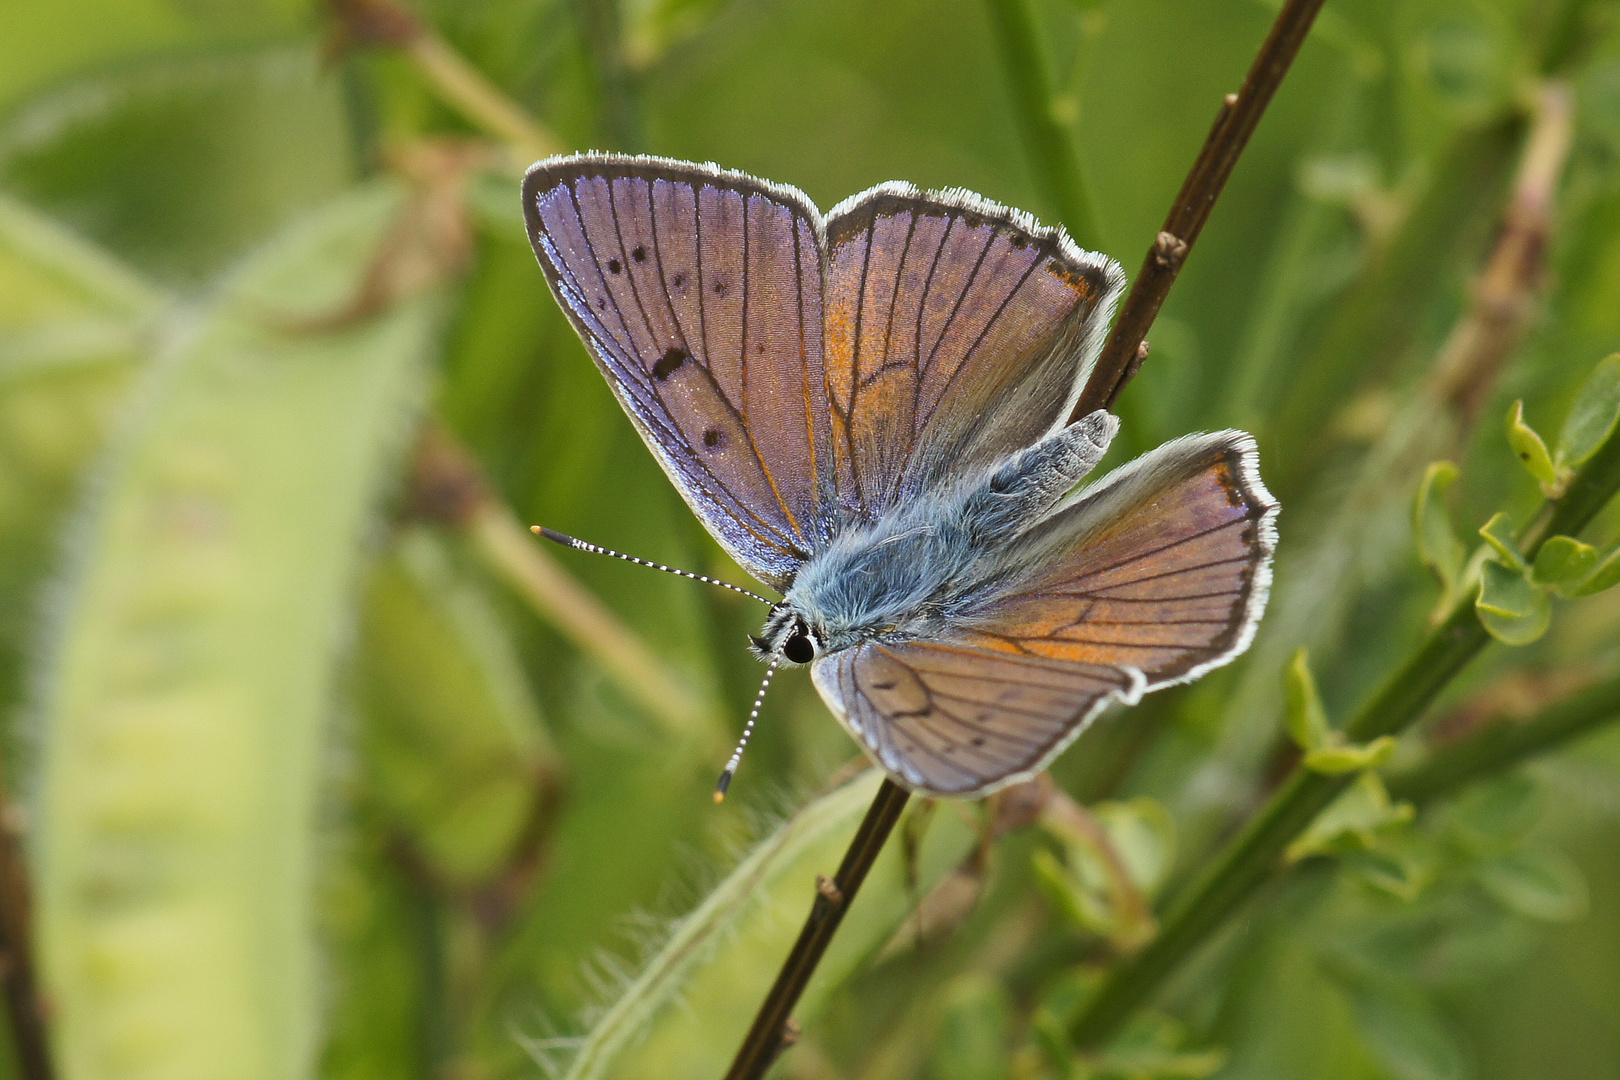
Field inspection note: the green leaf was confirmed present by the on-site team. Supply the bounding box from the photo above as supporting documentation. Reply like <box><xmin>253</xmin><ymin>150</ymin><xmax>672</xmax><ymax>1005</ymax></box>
<box><xmin>560</xmin><ymin>773</ymin><xmax>977</xmax><ymax>1080</ymax></box>
<box><xmin>1475</xmin><ymin>559</ymin><xmax>1551</xmax><ymax>645</ymax></box>
<box><xmin>1093</xmin><ymin>798</ymin><xmax>1177</xmax><ymax>898</ymax></box>
<box><xmin>35</xmin><ymin>182</ymin><xmax>441</xmax><ymax>1080</ymax></box>
<box><xmin>1506</xmin><ymin>399</ymin><xmax>1561</xmax><ymax>490</ymax></box>
<box><xmin>1342</xmin><ymin>976</ymin><xmax>1466</xmax><ymax>1080</ymax></box>
<box><xmin>1032</xmin><ymin>846</ymin><xmax>1093</xmax><ymax>929</ymax></box>
<box><xmin>1287</xmin><ymin>773</ymin><xmax>1414</xmax><ymax>862</ymax></box>
<box><xmin>1448</xmin><ymin>774</ymin><xmax>1543</xmax><ymax>855</ymax></box>
<box><xmin>1304</xmin><ymin>735</ymin><xmax>1398</xmax><ymax>774</ymax></box>
<box><xmin>1478</xmin><ymin>849</ymin><xmax>1589</xmax><ymax>922</ymax></box>
<box><xmin>1478</xmin><ymin>511</ymin><xmax>1526</xmax><ymax>570</ymax></box>
<box><xmin>1569</xmin><ymin>538</ymin><xmax>1620</xmax><ymax>597</ymax></box>
<box><xmin>1556</xmin><ymin>353</ymin><xmax>1620</xmax><ymax>469</ymax></box>
<box><xmin>1530</xmin><ymin>534</ymin><xmax>1598</xmax><ymax>587</ymax></box>
<box><xmin>928</xmin><ymin>974</ymin><xmax>1012</xmax><ymax>1080</ymax></box>
<box><xmin>1284</xmin><ymin>648</ymin><xmax>1332</xmax><ymax>751</ymax></box>
<box><xmin>1413</xmin><ymin>461</ymin><xmax>1466</xmax><ymax>601</ymax></box>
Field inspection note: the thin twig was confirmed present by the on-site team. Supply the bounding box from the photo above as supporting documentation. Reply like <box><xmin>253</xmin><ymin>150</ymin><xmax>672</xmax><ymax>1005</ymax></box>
<box><xmin>0</xmin><ymin>794</ymin><xmax>53</xmax><ymax>1080</ymax></box>
<box><xmin>1387</xmin><ymin>674</ymin><xmax>1620</xmax><ymax>805</ymax></box>
<box><xmin>722</xmin><ymin>779</ymin><xmax>911</xmax><ymax>1080</ymax></box>
<box><xmin>983</xmin><ymin>0</ymin><xmax>1102</xmax><ymax>250</ymax></box>
<box><xmin>1429</xmin><ymin>81</ymin><xmax>1575</xmax><ymax>418</ymax></box>
<box><xmin>327</xmin><ymin>0</ymin><xmax>563</xmax><ymax>167</ymax></box>
<box><xmin>1067</xmin><ymin>408</ymin><xmax>1620</xmax><ymax>1051</ymax></box>
<box><xmin>1070</xmin><ymin>0</ymin><xmax>1328</xmax><ymax>420</ymax></box>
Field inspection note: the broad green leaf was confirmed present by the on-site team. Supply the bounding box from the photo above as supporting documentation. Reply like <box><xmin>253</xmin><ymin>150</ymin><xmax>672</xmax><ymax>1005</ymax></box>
<box><xmin>1304</xmin><ymin>735</ymin><xmax>1397</xmax><ymax>775</ymax></box>
<box><xmin>36</xmin><ymin>182</ymin><xmax>440</xmax><ymax>1080</ymax></box>
<box><xmin>1531</xmin><ymin>535</ymin><xmax>1598</xmax><ymax>587</ymax></box>
<box><xmin>557</xmin><ymin>771</ymin><xmax>976</xmax><ymax>1080</ymax></box>
<box><xmin>1447</xmin><ymin>774</ymin><xmax>1542</xmax><ymax>856</ymax></box>
<box><xmin>1570</xmin><ymin>538</ymin><xmax>1620</xmax><ymax>597</ymax></box>
<box><xmin>1284</xmin><ymin>648</ymin><xmax>1332</xmax><ymax>751</ymax></box>
<box><xmin>1342</xmin><ymin>975</ymin><xmax>1465</xmax><ymax>1080</ymax></box>
<box><xmin>1477</xmin><ymin>511</ymin><xmax>1526</xmax><ymax>570</ymax></box>
<box><xmin>1475</xmin><ymin>560</ymin><xmax>1550</xmax><ymax>645</ymax></box>
<box><xmin>1413</xmin><ymin>461</ymin><xmax>1466</xmax><ymax>602</ymax></box>
<box><xmin>1556</xmin><ymin>353</ymin><xmax>1620</xmax><ymax>469</ymax></box>
<box><xmin>1506</xmin><ymin>400</ymin><xmax>1561</xmax><ymax>490</ymax></box>
<box><xmin>1478</xmin><ymin>850</ymin><xmax>1589</xmax><ymax>922</ymax></box>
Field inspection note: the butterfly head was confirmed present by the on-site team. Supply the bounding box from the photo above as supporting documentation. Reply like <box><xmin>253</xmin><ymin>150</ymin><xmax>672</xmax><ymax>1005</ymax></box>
<box><xmin>751</xmin><ymin>605</ymin><xmax>823</xmax><ymax>666</ymax></box>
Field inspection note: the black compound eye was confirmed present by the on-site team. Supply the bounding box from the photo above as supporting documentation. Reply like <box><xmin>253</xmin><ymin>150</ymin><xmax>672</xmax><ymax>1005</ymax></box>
<box><xmin>783</xmin><ymin>630</ymin><xmax>816</xmax><ymax>665</ymax></box>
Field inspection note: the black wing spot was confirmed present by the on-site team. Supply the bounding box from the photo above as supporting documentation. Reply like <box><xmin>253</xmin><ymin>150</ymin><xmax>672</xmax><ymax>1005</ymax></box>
<box><xmin>596</xmin><ymin>298</ymin><xmax>607</xmax><ymax>310</ymax></box>
<box><xmin>652</xmin><ymin>347</ymin><xmax>688</xmax><ymax>381</ymax></box>
<box><xmin>712</xmin><ymin>278</ymin><xmax>728</xmax><ymax>296</ymax></box>
<box><xmin>870</xmin><ymin>680</ymin><xmax>895</xmax><ymax>690</ymax></box>
<box><xmin>702</xmin><ymin>428</ymin><xmax>725</xmax><ymax>449</ymax></box>
<box><xmin>1010</xmin><ymin>234</ymin><xmax>1028</xmax><ymax>250</ymax></box>
<box><xmin>963</xmin><ymin>213</ymin><xmax>982</xmax><ymax>230</ymax></box>
<box><xmin>607</xmin><ymin>258</ymin><xmax>622</xmax><ymax>274</ymax></box>
<box><xmin>632</xmin><ymin>245</ymin><xmax>647</xmax><ymax>263</ymax></box>
<box><xmin>971</xmin><ymin>736</ymin><xmax>986</xmax><ymax>747</ymax></box>
<box><xmin>671</xmin><ymin>272</ymin><xmax>686</xmax><ymax>289</ymax></box>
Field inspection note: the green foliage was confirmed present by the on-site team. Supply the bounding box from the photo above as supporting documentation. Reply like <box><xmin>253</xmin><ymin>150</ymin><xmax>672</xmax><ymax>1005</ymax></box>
<box><xmin>4</xmin><ymin>0</ymin><xmax>1620</xmax><ymax>1079</ymax></box>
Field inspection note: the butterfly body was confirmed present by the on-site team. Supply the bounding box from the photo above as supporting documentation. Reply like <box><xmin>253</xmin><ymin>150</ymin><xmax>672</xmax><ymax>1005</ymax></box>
<box><xmin>766</xmin><ymin>410</ymin><xmax>1119</xmax><ymax>661</ymax></box>
<box><xmin>524</xmin><ymin>153</ymin><xmax>1279</xmax><ymax>798</ymax></box>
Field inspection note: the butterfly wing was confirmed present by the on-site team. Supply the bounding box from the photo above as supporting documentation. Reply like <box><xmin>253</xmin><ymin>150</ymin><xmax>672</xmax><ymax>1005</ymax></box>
<box><xmin>811</xmin><ymin>432</ymin><xmax>1277</xmax><ymax>796</ymax></box>
<box><xmin>822</xmin><ymin>185</ymin><xmax>1124</xmax><ymax>522</ymax></box>
<box><xmin>524</xmin><ymin>154</ymin><xmax>837</xmax><ymax>590</ymax></box>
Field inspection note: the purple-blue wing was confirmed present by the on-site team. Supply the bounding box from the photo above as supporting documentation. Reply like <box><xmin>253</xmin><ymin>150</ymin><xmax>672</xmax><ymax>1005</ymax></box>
<box><xmin>812</xmin><ymin>432</ymin><xmax>1277</xmax><ymax>797</ymax></box>
<box><xmin>812</xmin><ymin>640</ymin><xmax>1141</xmax><ymax>796</ymax></box>
<box><xmin>524</xmin><ymin>154</ymin><xmax>836</xmax><ymax>590</ymax></box>
<box><xmin>822</xmin><ymin>185</ymin><xmax>1124</xmax><ymax>522</ymax></box>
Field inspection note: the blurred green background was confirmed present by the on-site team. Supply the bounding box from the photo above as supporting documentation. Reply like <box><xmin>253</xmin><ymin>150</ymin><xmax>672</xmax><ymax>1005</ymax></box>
<box><xmin>4</xmin><ymin>0</ymin><xmax>1620</xmax><ymax>1077</ymax></box>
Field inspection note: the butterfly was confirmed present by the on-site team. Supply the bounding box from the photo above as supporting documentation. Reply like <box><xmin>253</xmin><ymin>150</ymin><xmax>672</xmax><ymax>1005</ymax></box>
<box><xmin>523</xmin><ymin>153</ymin><xmax>1277</xmax><ymax>799</ymax></box>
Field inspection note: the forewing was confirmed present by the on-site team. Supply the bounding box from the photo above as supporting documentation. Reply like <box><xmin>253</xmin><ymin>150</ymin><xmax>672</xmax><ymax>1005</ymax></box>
<box><xmin>822</xmin><ymin>186</ymin><xmax>1124</xmax><ymax>520</ymax></box>
<box><xmin>813</xmin><ymin>641</ymin><xmax>1140</xmax><ymax>796</ymax></box>
<box><xmin>524</xmin><ymin>153</ymin><xmax>836</xmax><ymax>589</ymax></box>
<box><xmin>957</xmin><ymin>431</ymin><xmax>1278</xmax><ymax>688</ymax></box>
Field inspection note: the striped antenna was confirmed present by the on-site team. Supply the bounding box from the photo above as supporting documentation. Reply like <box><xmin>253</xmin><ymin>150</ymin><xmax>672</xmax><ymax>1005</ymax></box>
<box><xmin>716</xmin><ymin>650</ymin><xmax>783</xmax><ymax>803</ymax></box>
<box><xmin>531</xmin><ymin>526</ymin><xmax>774</xmax><ymax>605</ymax></box>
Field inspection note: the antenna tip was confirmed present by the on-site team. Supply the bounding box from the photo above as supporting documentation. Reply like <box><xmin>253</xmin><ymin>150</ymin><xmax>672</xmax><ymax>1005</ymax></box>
<box><xmin>714</xmin><ymin>770</ymin><xmax>733</xmax><ymax>803</ymax></box>
<box><xmin>532</xmin><ymin>525</ymin><xmax>574</xmax><ymax>546</ymax></box>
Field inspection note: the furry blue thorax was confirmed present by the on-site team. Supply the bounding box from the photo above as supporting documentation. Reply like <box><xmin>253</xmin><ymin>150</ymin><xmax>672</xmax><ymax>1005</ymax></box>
<box><xmin>755</xmin><ymin>410</ymin><xmax>1118</xmax><ymax>661</ymax></box>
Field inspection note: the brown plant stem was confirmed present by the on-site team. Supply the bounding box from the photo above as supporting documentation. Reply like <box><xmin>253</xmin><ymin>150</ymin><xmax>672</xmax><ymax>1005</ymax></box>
<box><xmin>1429</xmin><ymin>81</ymin><xmax>1574</xmax><ymax>419</ymax></box>
<box><xmin>722</xmin><ymin>779</ymin><xmax>911</xmax><ymax>1080</ymax></box>
<box><xmin>0</xmin><ymin>795</ymin><xmax>52</xmax><ymax>1080</ymax></box>
<box><xmin>1070</xmin><ymin>0</ymin><xmax>1327</xmax><ymax>420</ymax></box>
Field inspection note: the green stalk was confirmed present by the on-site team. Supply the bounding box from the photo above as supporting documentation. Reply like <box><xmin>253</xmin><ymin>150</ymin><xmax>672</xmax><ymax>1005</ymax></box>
<box><xmin>982</xmin><ymin>0</ymin><xmax>1102</xmax><ymax>251</ymax></box>
<box><xmin>1068</xmin><ymin>416</ymin><xmax>1620</xmax><ymax>1050</ymax></box>
<box><xmin>1387</xmin><ymin>676</ymin><xmax>1620</xmax><ymax>806</ymax></box>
